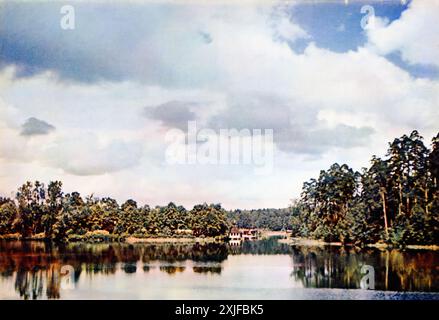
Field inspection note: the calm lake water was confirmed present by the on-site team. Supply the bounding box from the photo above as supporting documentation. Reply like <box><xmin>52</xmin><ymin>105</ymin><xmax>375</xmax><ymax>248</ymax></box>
<box><xmin>0</xmin><ymin>238</ymin><xmax>438</xmax><ymax>300</ymax></box>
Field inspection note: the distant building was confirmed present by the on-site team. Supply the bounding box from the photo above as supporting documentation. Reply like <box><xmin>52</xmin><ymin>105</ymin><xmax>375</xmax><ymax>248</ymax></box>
<box><xmin>229</xmin><ymin>227</ymin><xmax>258</xmax><ymax>242</ymax></box>
<box><xmin>229</xmin><ymin>227</ymin><xmax>241</xmax><ymax>241</ymax></box>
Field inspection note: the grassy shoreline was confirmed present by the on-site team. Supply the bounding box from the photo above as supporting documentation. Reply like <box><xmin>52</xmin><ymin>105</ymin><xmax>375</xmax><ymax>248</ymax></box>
<box><xmin>279</xmin><ymin>237</ymin><xmax>439</xmax><ymax>250</ymax></box>
<box><xmin>0</xmin><ymin>232</ymin><xmax>226</xmax><ymax>244</ymax></box>
<box><xmin>125</xmin><ymin>236</ymin><xmax>221</xmax><ymax>244</ymax></box>
<box><xmin>1</xmin><ymin>233</ymin><xmax>438</xmax><ymax>250</ymax></box>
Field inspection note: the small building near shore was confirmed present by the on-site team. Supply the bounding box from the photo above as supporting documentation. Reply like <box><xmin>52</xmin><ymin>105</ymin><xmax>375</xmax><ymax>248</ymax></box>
<box><xmin>229</xmin><ymin>227</ymin><xmax>258</xmax><ymax>241</ymax></box>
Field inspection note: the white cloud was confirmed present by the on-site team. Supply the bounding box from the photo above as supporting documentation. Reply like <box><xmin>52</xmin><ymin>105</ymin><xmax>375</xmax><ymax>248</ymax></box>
<box><xmin>367</xmin><ymin>0</ymin><xmax>439</xmax><ymax>67</ymax></box>
<box><xmin>43</xmin><ymin>132</ymin><xmax>144</xmax><ymax>176</ymax></box>
<box><xmin>0</xmin><ymin>2</ymin><xmax>438</xmax><ymax>208</ymax></box>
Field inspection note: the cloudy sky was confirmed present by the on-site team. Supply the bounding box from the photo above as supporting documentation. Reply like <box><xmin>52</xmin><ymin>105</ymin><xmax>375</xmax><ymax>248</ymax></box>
<box><xmin>0</xmin><ymin>0</ymin><xmax>438</xmax><ymax>209</ymax></box>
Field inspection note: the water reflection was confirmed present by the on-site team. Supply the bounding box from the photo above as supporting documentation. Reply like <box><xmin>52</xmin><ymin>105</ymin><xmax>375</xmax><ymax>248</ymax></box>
<box><xmin>0</xmin><ymin>239</ymin><xmax>438</xmax><ymax>299</ymax></box>
<box><xmin>290</xmin><ymin>246</ymin><xmax>439</xmax><ymax>292</ymax></box>
<box><xmin>0</xmin><ymin>241</ymin><xmax>231</xmax><ymax>299</ymax></box>
<box><xmin>231</xmin><ymin>236</ymin><xmax>292</xmax><ymax>255</ymax></box>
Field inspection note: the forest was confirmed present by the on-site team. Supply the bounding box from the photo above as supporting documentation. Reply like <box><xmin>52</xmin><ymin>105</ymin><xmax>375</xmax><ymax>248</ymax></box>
<box><xmin>0</xmin><ymin>186</ymin><xmax>229</xmax><ymax>241</ymax></box>
<box><xmin>227</xmin><ymin>208</ymin><xmax>292</xmax><ymax>231</ymax></box>
<box><xmin>0</xmin><ymin>184</ymin><xmax>293</xmax><ymax>242</ymax></box>
<box><xmin>291</xmin><ymin>131</ymin><xmax>439</xmax><ymax>246</ymax></box>
<box><xmin>0</xmin><ymin>130</ymin><xmax>438</xmax><ymax>246</ymax></box>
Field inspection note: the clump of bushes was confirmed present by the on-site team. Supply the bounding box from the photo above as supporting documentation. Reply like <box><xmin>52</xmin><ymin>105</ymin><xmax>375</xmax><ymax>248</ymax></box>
<box><xmin>0</xmin><ymin>233</ymin><xmax>21</xmax><ymax>240</ymax></box>
<box><xmin>68</xmin><ymin>230</ymin><xmax>125</xmax><ymax>243</ymax></box>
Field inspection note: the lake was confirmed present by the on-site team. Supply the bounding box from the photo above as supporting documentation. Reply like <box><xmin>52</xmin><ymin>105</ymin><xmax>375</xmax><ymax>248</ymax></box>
<box><xmin>0</xmin><ymin>238</ymin><xmax>438</xmax><ymax>300</ymax></box>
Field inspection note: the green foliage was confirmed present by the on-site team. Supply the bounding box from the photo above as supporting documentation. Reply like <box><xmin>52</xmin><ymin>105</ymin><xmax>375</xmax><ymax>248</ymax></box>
<box><xmin>156</xmin><ymin>202</ymin><xmax>189</xmax><ymax>233</ymax></box>
<box><xmin>293</xmin><ymin>163</ymin><xmax>359</xmax><ymax>242</ymax></box>
<box><xmin>1</xmin><ymin>183</ymin><xmax>230</xmax><ymax>241</ymax></box>
<box><xmin>0</xmin><ymin>198</ymin><xmax>17</xmax><ymax>234</ymax></box>
<box><xmin>191</xmin><ymin>203</ymin><xmax>229</xmax><ymax>237</ymax></box>
<box><xmin>293</xmin><ymin>130</ymin><xmax>439</xmax><ymax>246</ymax></box>
<box><xmin>44</xmin><ymin>181</ymin><xmax>63</xmax><ymax>238</ymax></box>
<box><xmin>68</xmin><ymin>230</ymin><xmax>124</xmax><ymax>243</ymax></box>
<box><xmin>227</xmin><ymin>208</ymin><xmax>292</xmax><ymax>231</ymax></box>
<box><xmin>3</xmin><ymin>131</ymin><xmax>437</xmax><ymax>246</ymax></box>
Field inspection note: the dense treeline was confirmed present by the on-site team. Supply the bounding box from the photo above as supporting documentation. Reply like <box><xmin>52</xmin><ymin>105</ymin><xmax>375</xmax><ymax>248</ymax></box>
<box><xmin>291</xmin><ymin>131</ymin><xmax>439</xmax><ymax>246</ymax></box>
<box><xmin>0</xmin><ymin>183</ymin><xmax>229</xmax><ymax>241</ymax></box>
<box><xmin>1</xmin><ymin>130</ymin><xmax>438</xmax><ymax>246</ymax></box>
<box><xmin>227</xmin><ymin>208</ymin><xmax>292</xmax><ymax>230</ymax></box>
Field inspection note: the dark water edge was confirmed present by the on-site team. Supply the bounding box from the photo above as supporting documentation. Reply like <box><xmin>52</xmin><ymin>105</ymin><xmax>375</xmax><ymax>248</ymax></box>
<box><xmin>0</xmin><ymin>238</ymin><xmax>438</xmax><ymax>300</ymax></box>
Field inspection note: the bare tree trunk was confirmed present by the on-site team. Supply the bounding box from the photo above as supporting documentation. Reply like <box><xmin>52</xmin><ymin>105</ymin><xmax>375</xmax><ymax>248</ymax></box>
<box><xmin>381</xmin><ymin>189</ymin><xmax>389</xmax><ymax>239</ymax></box>
<box><xmin>399</xmin><ymin>183</ymin><xmax>403</xmax><ymax>216</ymax></box>
<box><xmin>425</xmin><ymin>188</ymin><xmax>429</xmax><ymax>215</ymax></box>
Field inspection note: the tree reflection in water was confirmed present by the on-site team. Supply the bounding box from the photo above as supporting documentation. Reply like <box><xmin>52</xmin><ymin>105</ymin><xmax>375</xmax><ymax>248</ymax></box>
<box><xmin>193</xmin><ymin>266</ymin><xmax>222</xmax><ymax>274</ymax></box>
<box><xmin>0</xmin><ymin>240</ymin><xmax>437</xmax><ymax>299</ymax></box>
<box><xmin>159</xmin><ymin>266</ymin><xmax>186</xmax><ymax>275</ymax></box>
<box><xmin>289</xmin><ymin>246</ymin><xmax>439</xmax><ymax>292</ymax></box>
<box><xmin>0</xmin><ymin>241</ymin><xmax>230</xmax><ymax>299</ymax></box>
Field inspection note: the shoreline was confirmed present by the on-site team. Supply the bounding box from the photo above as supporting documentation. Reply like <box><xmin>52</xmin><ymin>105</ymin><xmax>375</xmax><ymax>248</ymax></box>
<box><xmin>279</xmin><ymin>237</ymin><xmax>439</xmax><ymax>251</ymax></box>
<box><xmin>0</xmin><ymin>233</ymin><xmax>226</xmax><ymax>244</ymax></box>
<box><xmin>1</xmin><ymin>233</ymin><xmax>439</xmax><ymax>250</ymax></box>
<box><xmin>125</xmin><ymin>236</ymin><xmax>220</xmax><ymax>244</ymax></box>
